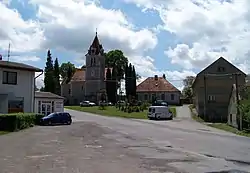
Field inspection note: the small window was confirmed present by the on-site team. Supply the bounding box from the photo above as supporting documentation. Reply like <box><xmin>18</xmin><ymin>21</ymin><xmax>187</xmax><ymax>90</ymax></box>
<box><xmin>171</xmin><ymin>94</ymin><xmax>175</xmax><ymax>100</ymax></box>
<box><xmin>38</xmin><ymin>101</ymin><xmax>41</xmax><ymax>113</ymax></box>
<box><xmin>161</xmin><ymin>94</ymin><xmax>165</xmax><ymax>100</ymax></box>
<box><xmin>82</xmin><ymin>86</ymin><xmax>84</xmax><ymax>90</ymax></box>
<box><xmin>217</xmin><ymin>66</ymin><xmax>225</xmax><ymax>72</ymax></box>
<box><xmin>68</xmin><ymin>89</ymin><xmax>71</xmax><ymax>94</ymax></box>
<box><xmin>208</xmin><ymin>95</ymin><xmax>216</xmax><ymax>102</ymax></box>
<box><xmin>144</xmin><ymin>94</ymin><xmax>148</xmax><ymax>100</ymax></box>
<box><xmin>3</xmin><ymin>71</ymin><xmax>17</xmax><ymax>85</ymax></box>
<box><xmin>52</xmin><ymin>101</ymin><xmax>54</xmax><ymax>113</ymax></box>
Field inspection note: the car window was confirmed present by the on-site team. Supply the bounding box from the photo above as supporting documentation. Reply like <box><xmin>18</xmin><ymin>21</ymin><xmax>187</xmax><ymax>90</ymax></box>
<box><xmin>47</xmin><ymin>113</ymin><xmax>57</xmax><ymax>118</ymax></box>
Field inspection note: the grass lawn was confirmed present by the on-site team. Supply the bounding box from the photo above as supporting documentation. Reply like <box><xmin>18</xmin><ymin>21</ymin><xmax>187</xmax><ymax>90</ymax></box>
<box><xmin>65</xmin><ymin>106</ymin><xmax>176</xmax><ymax>119</ymax></box>
<box><xmin>207</xmin><ymin>123</ymin><xmax>250</xmax><ymax>137</ymax></box>
<box><xmin>0</xmin><ymin>131</ymin><xmax>9</xmax><ymax>135</ymax></box>
<box><xmin>188</xmin><ymin>105</ymin><xmax>250</xmax><ymax>137</ymax></box>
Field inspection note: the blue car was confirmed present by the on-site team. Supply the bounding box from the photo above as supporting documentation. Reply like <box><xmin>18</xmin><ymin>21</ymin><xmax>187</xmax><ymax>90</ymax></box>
<box><xmin>40</xmin><ymin>112</ymin><xmax>72</xmax><ymax>125</ymax></box>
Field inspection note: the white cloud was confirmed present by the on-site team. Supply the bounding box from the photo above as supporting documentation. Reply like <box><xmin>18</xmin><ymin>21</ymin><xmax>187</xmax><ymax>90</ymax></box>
<box><xmin>0</xmin><ymin>2</ymin><xmax>44</xmax><ymax>53</ymax></box>
<box><xmin>11</xmin><ymin>56</ymin><xmax>40</xmax><ymax>62</ymax></box>
<box><xmin>35</xmin><ymin>72</ymin><xmax>44</xmax><ymax>88</ymax></box>
<box><xmin>124</xmin><ymin>0</ymin><xmax>250</xmax><ymax>74</ymax></box>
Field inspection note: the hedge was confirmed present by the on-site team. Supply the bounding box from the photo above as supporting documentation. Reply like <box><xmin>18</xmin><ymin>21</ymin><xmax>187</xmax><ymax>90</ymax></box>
<box><xmin>0</xmin><ymin>113</ymin><xmax>44</xmax><ymax>132</ymax></box>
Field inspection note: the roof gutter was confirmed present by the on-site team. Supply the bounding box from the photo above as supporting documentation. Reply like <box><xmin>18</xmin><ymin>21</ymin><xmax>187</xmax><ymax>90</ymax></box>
<box><xmin>33</xmin><ymin>71</ymin><xmax>44</xmax><ymax>113</ymax></box>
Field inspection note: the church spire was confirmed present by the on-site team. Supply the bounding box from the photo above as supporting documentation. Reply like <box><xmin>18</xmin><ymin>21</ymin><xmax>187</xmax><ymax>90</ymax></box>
<box><xmin>87</xmin><ymin>31</ymin><xmax>104</xmax><ymax>56</ymax></box>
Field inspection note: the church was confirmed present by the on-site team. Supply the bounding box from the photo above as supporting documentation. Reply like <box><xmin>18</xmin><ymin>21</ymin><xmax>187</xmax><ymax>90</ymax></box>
<box><xmin>61</xmin><ymin>32</ymin><xmax>110</xmax><ymax>105</ymax></box>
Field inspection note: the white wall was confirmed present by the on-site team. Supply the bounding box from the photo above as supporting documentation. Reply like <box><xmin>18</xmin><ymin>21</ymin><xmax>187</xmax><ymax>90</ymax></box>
<box><xmin>34</xmin><ymin>98</ymin><xmax>64</xmax><ymax>113</ymax></box>
<box><xmin>137</xmin><ymin>91</ymin><xmax>180</xmax><ymax>105</ymax></box>
<box><xmin>0</xmin><ymin>68</ymin><xmax>35</xmax><ymax>113</ymax></box>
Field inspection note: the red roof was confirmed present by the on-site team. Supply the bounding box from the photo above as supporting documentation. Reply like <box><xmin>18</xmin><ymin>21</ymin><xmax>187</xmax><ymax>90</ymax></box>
<box><xmin>69</xmin><ymin>69</ymin><xmax>85</xmax><ymax>83</ymax></box>
<box><xmin>137</xmin><ymin>76</ymin><xmax>180</xmax><ymax>92</ymax></box>
<box><xmin>69</xmin><ymin>68</ymin><xmax>112</xmax><ymax>83</ymax></box>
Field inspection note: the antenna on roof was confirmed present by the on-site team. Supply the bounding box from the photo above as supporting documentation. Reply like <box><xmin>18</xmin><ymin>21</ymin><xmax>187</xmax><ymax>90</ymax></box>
<box><xmin>7</xmin><ymin>42</ymin><xmax>10</xmax><ymax>61</ymax></box>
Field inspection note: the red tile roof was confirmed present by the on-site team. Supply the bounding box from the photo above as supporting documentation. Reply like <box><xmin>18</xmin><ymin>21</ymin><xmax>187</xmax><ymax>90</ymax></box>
<box><xmin>137</xmin><ymin>76</ymin><xmax>180</xmax><ymax>92</ymax></box>
<box><xmin>70</xmin><ymin>69</ymin><xmax>85</xmax><ymax>83</ymax></box>
<box><xmin>68</xmin><ymin>68</ymin><xmax>113</xmax><ymax>83</ymax></box>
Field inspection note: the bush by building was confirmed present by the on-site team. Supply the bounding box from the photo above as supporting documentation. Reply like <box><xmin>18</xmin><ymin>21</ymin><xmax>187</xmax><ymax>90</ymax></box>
<box><xmin>0</xmin><ymin>113</ymin><xmax>44</xmax><ymax>132</ymax></box>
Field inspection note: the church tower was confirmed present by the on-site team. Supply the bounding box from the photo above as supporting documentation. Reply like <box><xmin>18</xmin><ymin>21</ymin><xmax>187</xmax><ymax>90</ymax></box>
<box><xmin>84</xmin><ymin>32</ymin><xmax>106</xmax><ymax>102</ymax></box>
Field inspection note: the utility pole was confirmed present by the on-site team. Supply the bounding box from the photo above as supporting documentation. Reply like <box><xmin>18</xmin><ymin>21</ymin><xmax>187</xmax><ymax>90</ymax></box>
<box><xmin>7</xmin><ymin>43</ymin><xmax>10</xmax><ymax>61</ymax></box>
<box><xmin>235</xmin><ymin>73</ymin><xmax>242</xmax><ymax>131</ymax></box>
<box><xmin>203</xmin><ymin>75</ymin><xmax>207</xmax><ymax>120</ymax></box>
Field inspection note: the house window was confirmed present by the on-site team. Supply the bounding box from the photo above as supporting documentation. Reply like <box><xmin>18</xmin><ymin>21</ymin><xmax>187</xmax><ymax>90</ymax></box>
<box><xmin>38</xmin><ymin>101</ymin><xmax>41</xmax><ymax>113</ymax></box>
<box><xmin>171</xmin><ymin>94</ymin><xmax>175</xmax><ymax>100</ymax></box>
<box><xmin>144</xmin><ymin>94</ymin><xmax>148</xmax><ymax>100</ymax></box>
<box><xmin>68</xmin><ymin>89</ymin><xmax>71</xmax><ymax>94</ymax></box>
<box><xmin>3</xmin><ymin>71</ymin><xmax>17</xmax><ymax>85</ymax></box>
<box><xmin>52</xmin><ymin>101</ymin><xmax>54</xmax><ymax>112</ymax></box>
<box><xmin>217</xmin><ymin>66</ymin><xmax>225</xmax><ymax>72</ymax></box>
<box><xmin>82</xmin><ymin>86</ymin><xmax>84</xmax><ymax>90</ymax></box>
<box><xmin>208</xmin><ymin>95</ymin><xmax>216</xmax><ymax>102</ymax></box>
<box><xmin>8</xmin><ymin>99</ymin><xmax>24</xmax><ymax>113</ymax></box>
<box><xmin>161</xmin><ymin>94</ymin><xmax>165</xmax><ymax>100</ymax></box>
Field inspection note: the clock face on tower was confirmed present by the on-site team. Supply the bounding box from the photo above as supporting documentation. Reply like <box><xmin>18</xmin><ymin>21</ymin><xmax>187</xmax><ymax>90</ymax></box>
<box><xmin>91</xmin><ymin>70</ymin><xmax>95</xmax><ymax>77</ymax></box>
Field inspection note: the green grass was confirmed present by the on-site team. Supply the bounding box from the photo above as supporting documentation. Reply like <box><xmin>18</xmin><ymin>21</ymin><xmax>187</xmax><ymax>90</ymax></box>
<box><xmin>65</xmin><ymin>106</ymin><xmax>176</xmax><ymax>119</ymax></box>
<box><xmin>188</xmin><ymin>105</ymin><xmax>204</xmax><ymax>122</ymax></box>
<box><xmin>188</xmin><ymin>105</ymin><xmax>250</xmax><ymax>137</ymax></box>
<box><xmin>0</xmin><ymin>131</ymin><xmax>9</xmax><ymax>135</ymax></box>
<box><xmin>207</xmin><ymin>123</ymin><xmax>250</xmax><ymax>137</ymax></box>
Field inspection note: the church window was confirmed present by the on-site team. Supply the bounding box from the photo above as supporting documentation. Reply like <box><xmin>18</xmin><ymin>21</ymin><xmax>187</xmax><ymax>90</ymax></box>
<box><xmin>93</xmin><ymin>58</ymin><xmax>96</xmax><ymax>65</ymax></box>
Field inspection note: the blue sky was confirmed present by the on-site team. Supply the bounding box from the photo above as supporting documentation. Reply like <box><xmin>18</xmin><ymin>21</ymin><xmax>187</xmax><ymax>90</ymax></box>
<box><xmin>1</xmin><ymin>0</ymin><xmax>250</xmax><ymax>89</ymax></box>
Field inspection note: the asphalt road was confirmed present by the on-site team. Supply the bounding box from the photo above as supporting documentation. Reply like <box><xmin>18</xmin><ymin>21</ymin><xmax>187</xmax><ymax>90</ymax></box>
<box><xmin>69</xmin><ymin>106</ymin><xmax>250</xmax><ymax>173</ymax></box>
<box><xmin>0</xmin><ymin>106</ymin><xmax>250</xmax><ymax>173</ymax></box>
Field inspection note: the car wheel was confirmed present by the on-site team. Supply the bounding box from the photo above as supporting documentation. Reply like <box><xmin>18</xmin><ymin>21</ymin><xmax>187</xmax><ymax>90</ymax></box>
<box><xmin>67</xmin><ymin>120</ymin><xmax>72</xmax><ymax>125</ymax></box>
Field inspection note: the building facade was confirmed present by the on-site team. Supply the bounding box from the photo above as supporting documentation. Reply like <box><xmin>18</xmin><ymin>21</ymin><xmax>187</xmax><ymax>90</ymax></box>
<box><xmin>0</xmin><ymin>61</ymin><xmax>42</xmax><ymax>114</ymax></box>
<box><xmin>136</xmin><ymin>75</ymin><xmax>181</xmax><ymax>105</ymax></box>
<box><xmin>61</xmin><ymin>32</ymin><xmax>107</xmax><ymax>104</ymax></box>
<box><xmin>192</xmin><ymin>57</ymin><xmax>246</xmax><ymax>122</ymax></box>
<box><xmin>84</xmin><ymin>32</ymin><xmax>106</xmax><ymax>102</ymax></box>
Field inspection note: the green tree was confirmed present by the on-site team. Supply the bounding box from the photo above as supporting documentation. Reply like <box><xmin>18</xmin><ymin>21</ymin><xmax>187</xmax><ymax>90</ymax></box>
<box><xmin>54</xmin><ymin>58</ymin><xmax>61</xmax><ymax>95</ymax></box>
<box><xmin>105</xmin><ymin>50</ymin><xmax>128</xmax><ymax>81</ymax></box>
<box><xmin>105</xmin><ymin>68</ymin><xmax>112</xmax><ymax>102</ymax></box>
<box><xmin>125</xmin><ymin>63</ymin><xmax>133</xmax><ymax>100</ymax></box>
<box><xmin>182</xmin><ymin>76</ymin><xmax>195</xmax><ymax>99</ymax></box>
<box><xmin>44</xmin><ymin>50</ymin><xmax>55</xmax><ymax>93</ymax></box>
<box><xmin>110</xmin><ymin>67</ymin><xmax>118</xmax><ymax>103</ymax></box>
<box><xmin>132</xmin><ymin>65</ymin><xmax>137</xmax><ymax>97</ymax></box>
<box><xmin>60</xmin><ymin>62</ymin><xmax>76</xmax><ymax>82</ymax></box>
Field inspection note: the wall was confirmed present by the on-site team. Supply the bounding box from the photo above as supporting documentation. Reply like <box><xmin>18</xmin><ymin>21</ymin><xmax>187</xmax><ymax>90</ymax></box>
<box><xmin>0</xmin><ymin>68</ymin><xmax>35</xmax><ymax>113</ymax></box>
<box><xmin>34</xmin><ymin>98</ymin><xmax>64</xmax><ymax>113</ymax></box>
<box><xmin>137</xmin><ymin>91</ymin><xmax>180</xmax><ymax>105</ymax></box>
<box><xmin>70</xmin><ymin>81</ymin><xmax>85</xmax><ymax>105</ymax></box>
<box><xmin>228</xmin><ymin>84</ymin><xmax>238</xmax><ymax>128</ymax></box>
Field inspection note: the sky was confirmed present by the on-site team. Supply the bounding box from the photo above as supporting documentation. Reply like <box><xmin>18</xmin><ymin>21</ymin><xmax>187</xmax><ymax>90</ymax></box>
<box><xmin>1</xmin><ymin>0</ymin><xmax>250</xmax><ymax>91</ymax></box>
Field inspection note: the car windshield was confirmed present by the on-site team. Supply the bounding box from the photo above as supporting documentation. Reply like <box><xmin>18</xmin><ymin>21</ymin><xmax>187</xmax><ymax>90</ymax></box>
<box><xmin>47</xmin><ymin>113</ymin><xmax>56</xmax><ymax>118</ymax></box>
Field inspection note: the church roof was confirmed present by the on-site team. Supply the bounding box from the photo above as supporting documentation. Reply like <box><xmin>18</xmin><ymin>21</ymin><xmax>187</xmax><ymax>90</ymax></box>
<box><xmin>66</xmin><ymin>67</ymin><xmax>113</xmax><ymax>84</ymax></box>
<box><xmin>88</xmin><ymin>32</ymin><xmax>104</xmax><ymax>55</ymax></box>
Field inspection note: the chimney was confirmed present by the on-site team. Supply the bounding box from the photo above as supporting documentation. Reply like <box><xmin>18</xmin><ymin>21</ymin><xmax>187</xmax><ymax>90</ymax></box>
<box><xmin>154</xmin><ymin>75</ymin><xmax>158</xmax><ymax>80</ymax></box>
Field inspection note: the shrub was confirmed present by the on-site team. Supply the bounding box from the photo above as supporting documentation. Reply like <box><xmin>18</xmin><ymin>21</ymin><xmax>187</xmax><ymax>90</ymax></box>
<box><xmin>0</xmin><ymin>113</ymin><xmax>44</xmax><ymax>132</ymax></box>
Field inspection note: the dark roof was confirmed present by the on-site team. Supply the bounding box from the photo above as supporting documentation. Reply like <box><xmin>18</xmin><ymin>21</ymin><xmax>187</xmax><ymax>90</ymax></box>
<box><xmin>35</xmin><ymin>92</ymin><xmax>64</xmax><ymax>99</ymax></box>
<box><xmin>137</xmin><ymin>76</ymin><xmax>180</xmax><ymax>92</ymax></box>
<box><xmin>0</xmin><ymin>61</ymin><xmax>42</xmax><ymax>72</ymax></box>
<box><xmin>192</xmin><ymin>57</ymin><xmax>246</xmax><ymax>88</ymax></box>
<box><xmin>87</xmin><ymin>32</ymin><xmax>104</xmax><ymax>55</ymax></box>
<box><xmin>65</xmin><ymin>68</ymin><xmax>113</xmax><ymax>84</ymax></box>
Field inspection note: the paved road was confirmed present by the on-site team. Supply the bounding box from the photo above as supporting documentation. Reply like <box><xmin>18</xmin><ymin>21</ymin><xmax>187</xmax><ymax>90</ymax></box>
<box><xmin>69</xmin><ymin>108</ymin><xmax>250</xmax><ymax>173</ymax></box>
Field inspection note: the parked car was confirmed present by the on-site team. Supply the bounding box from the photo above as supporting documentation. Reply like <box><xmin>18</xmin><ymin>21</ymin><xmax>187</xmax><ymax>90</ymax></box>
<box><xmin>40</xmin><ymin>112</ymin><xmax>72</xmax><ymax>125</ymax></box>
<box><xmin>147</xmin><ymin>106</ymin><xmax>173</xmax><ymax>120</ymax></box>
<box><xmin>152</xmin><ymin>100</ymin><xmax>168</xmax><ymax>106</ymax></box>
<box><xmin>80</xmin><ymin>101</ymin><xmax>96</xmax><ymax>107</ymax></box>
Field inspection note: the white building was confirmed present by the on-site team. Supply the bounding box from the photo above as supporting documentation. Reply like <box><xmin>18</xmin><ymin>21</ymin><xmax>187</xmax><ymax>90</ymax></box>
<box><xmin>35</xmin><ymin>91</ymin><xmax>64</xmax><ymax>115</ymax></box>
<box><xmin>0</xmin><ymin>61</ymin><xmax>43</xmax><ymax>114</ymax></box>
